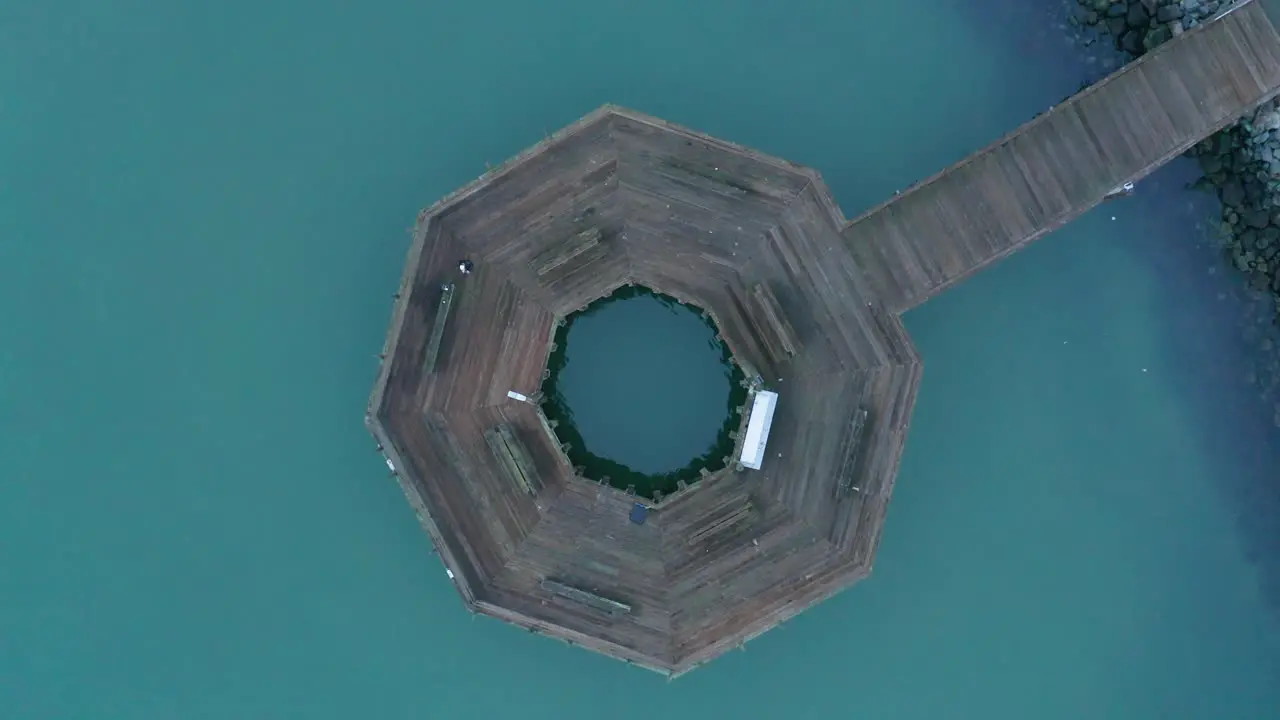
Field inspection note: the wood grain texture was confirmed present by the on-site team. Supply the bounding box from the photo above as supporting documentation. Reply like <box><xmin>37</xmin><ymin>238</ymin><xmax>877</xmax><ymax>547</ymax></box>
<box><xmin>843</xmin><ymin>0</ymin><xmax>1280</xmax><ymax>313</ymax></box>
<box><xmin>365</xmin><ymin>2</ymin><xmax>1280</xmax><ymax>676</ymax></box>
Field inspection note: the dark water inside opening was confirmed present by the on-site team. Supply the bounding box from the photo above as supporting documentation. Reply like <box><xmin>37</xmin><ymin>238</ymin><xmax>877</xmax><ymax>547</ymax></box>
<box><xmin>540</xmin><ymin>286</ymin><xmax>747</xmax><ymax>499</ymax></box>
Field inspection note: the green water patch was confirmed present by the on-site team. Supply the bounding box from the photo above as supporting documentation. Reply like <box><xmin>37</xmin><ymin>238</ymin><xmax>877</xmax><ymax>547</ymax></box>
<box><xmin>540</xmin><ymin>285</ymin><xmax>748</xmax><ymax>500</ymax></box>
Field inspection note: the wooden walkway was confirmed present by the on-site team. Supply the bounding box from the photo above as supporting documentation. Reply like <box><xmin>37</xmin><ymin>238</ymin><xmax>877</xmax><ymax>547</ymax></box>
<box><xmin>368</xmin><ymin>0</ymin><xmax>1280</xmax><ymax>678</ymax></box>
<box><xmin>845</xmin><ymin>0</ymin><xmax>1280</xmax><ymax>314</ymax></box>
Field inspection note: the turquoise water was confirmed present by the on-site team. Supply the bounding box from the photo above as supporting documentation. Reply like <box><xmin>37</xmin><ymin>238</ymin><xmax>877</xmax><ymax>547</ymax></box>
<box><xmin>541</xmin><ymin>287</ymin><xmax>744</xmax><ymax>498</ymax></box>
<box><xmin>3</xmin><ymin>0</ymin><xmax>1279</xmax><ymax>718</ymax></box>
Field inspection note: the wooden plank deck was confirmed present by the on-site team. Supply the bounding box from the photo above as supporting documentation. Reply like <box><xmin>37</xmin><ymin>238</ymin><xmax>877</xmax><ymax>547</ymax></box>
<box><xmin>844</xmin><ymin>0</ymin><xmax>1280</xmax><ymax>314</ymax></box>
<box><xmin>367</xmin><ymin>6</ymin><xmax>1280</xmax><ymax>674</ymax></box>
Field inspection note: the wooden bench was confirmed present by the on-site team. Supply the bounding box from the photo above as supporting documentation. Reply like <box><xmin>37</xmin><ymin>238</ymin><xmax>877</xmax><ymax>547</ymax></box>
<box><xmin>540</xmin><ymin>579</ymin><xmax>631</xmax><ymax>615</ymax></box>
<box><xmin>422</xmin><ymin>283</ymin><xmax>455</xmax><ymax>373</ymax></box>
<box><xmin>532</xmin><ymin>227</ymin><xmax>601</xmax><ymax>276</ymax></box>
<box><xmin>749</xmin><ymin>282</ymin><xmax>798</xmax><ymax>364</ymax></box>
<box><xmin>688</xmin><ymin>498</ymin><xmax>756</xmax><ymax>546</ymax></box>
<box><xmin>483</xmin><ymin>423</ymin><xmax>541</xmax><ymax>495</ymax></box>
<box><xmin>836</xmin><ymin>407</ymin><xmax>870</xmax><ymax>496</ymax></box>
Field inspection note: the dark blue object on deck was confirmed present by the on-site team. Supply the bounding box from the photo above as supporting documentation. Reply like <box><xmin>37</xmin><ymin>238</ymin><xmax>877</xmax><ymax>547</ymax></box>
<box><xmin>629</xmin><ymin>503</ymin><xmax>648</xmax><ymax>525</ymax></box>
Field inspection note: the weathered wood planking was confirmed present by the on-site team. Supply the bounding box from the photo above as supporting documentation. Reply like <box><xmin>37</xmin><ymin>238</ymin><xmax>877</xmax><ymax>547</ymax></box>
<box><xmin>367</xmin><ymin>211</ymin><xmax>566</xmax><ymax>604</ymax></box>
<box><xmin>362</xmin><ymin>12</ymin><xmax>1280</xmax><ymax>671</ymax></box>
<box><xmin>745</xmin><ymin>181</ymin><xmax>912</xmax><ymax>372</ymax></box>
<box><xmin>489</xmin><ymin>477</ymin><xmax>674</xmax><ymax>663</ymax></box>
<box><xmin>621</xmin><ymin>183</ymin><xmax>752</xmax><ymax>301</ymax></box>
<box><xmin>367</xmin><ymin>103</ymin><xmax>927</xmax><ymax>676</ymax></box>
<box><xmin>840</xmin><ymin>362</ymin><xmax>922</xmax><ymax>560</ymax></box>
<box><xmin>843</xmin><ymin>0</ymin><xmax>1280</xmax><ymax>313</ymax></box>
<box><xmin>433</xmin><ymin>109</ymin><xmax>631</xmax><ymax>316</ymax></box>
<box><xmin>613</xmin><ymin>107</ymin><xmax>814</xmax><ymax>305</ymax></box>
<box><xmin>485</xmin><ymin>423</ymin><xmax>542</xmax><ymax>495</ymax></box>
<box><xmin>611</xmin><ymin>110</ymin><xmax>813</xmax><ymax>235</ymax></box>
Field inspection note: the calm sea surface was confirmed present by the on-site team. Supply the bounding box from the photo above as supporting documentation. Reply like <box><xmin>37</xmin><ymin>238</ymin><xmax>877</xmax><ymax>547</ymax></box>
<box><xmin>2</xmin><ymin>0</ymin><xmax>1279</xmax><ymax>717</ymax></box>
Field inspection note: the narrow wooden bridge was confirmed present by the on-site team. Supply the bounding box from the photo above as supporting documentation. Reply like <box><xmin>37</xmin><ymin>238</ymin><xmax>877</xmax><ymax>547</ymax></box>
<box><xmin>845</xmin><ymin>0</ymin><xmax>1280</xmax><ymax>314</ymax></box>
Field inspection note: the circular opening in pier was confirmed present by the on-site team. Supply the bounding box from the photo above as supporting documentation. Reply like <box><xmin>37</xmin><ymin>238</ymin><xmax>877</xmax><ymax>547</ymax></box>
<box><xmin>540</xmin><ymin>285</ymin><xmax>748</xmax><ymax>501</ymax></box>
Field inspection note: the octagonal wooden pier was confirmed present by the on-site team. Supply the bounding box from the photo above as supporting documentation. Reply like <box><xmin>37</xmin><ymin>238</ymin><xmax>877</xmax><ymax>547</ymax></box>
<box><xmin>369</xmin><ymin>105</ymin><xmax>919</xmax><ymax>675</ymax></box>
<box><xmin>368</xmin><ymin>1</ymin><xmax>1280</xmax><ymax>677</ymax></box>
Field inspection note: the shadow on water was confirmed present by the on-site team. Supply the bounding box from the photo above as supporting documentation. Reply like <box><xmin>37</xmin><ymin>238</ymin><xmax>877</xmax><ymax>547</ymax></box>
<box><xmin>539</xmin><ymin>285</ymin><xmax>748</xmax><ymax>500</ymax></box>
<box><xmin>1113</xmin><ymin>158</ymin><xmax>1280</xmax><ymax>619</ymax></box>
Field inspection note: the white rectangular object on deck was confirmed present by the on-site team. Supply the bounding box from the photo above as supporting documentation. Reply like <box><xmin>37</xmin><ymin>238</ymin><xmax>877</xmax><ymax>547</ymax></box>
<box><xmin>739</xmin><ymin>390</ymin><xmax>779</xmax><ymax>470</ymax></box>
<box><xmin>507</xmin><ymin>390</ymin><xmax>529</xmax><ymax>402</ymax></box>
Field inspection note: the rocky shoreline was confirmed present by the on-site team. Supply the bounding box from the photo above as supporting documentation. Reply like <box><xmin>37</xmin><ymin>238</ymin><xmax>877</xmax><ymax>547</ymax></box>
<box><xmin>1076</xmin><ymin>0</ymin><xmax>1280</xmax><ymax>424</ymax></box>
